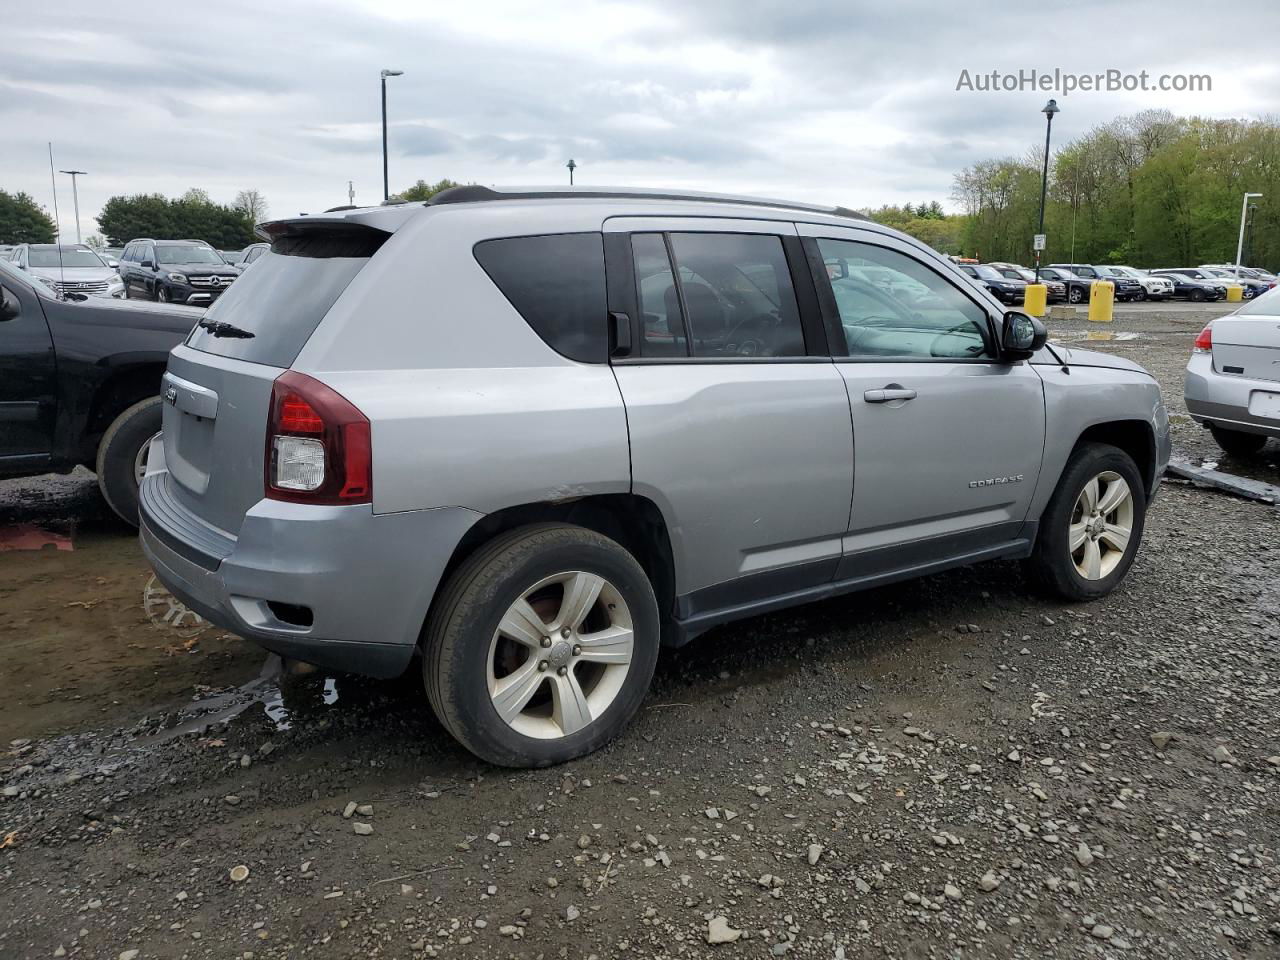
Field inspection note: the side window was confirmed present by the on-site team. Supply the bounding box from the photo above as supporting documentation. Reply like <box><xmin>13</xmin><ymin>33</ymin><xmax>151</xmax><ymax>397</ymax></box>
<box><xmin>666</xmin><ymin>233</ymin><xmax>805</xmax><ymax>358</ymax></box>
<box><xmin>631</xmin><ymin>233</ymin><xmax>688</xmax><ymax>357</ymax></box>
<box><xmin>122</xmin><ymin>244</ymin><xmax>134</xmax><ymax>262</ymax></box>
<box><xmin>473</xmin><ymin>232</ymin><xmax>607</xmax><ymax>363</ymax></box>
<box><xmin>816</xmin><ymin>238</ymin><xmax>991</xmax><ymax>360</ymax></box>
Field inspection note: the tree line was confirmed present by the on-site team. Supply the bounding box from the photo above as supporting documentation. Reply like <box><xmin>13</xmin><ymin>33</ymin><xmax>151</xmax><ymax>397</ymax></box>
<box><xmin>946</xmin><ymin>111</ymin><xmax>1279</xmax><ymax>269</ymax></box>
<box><xmin>97</xmin><ymin>189</ymin><xmax>268</xmax><ymax>248</ymax></box>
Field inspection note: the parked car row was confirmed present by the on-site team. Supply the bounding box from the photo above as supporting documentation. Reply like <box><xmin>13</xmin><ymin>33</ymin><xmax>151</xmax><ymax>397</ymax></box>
<box><xmin>947</xmin><ymin>257</ymin><xmax>1276</xmax><ymax>306</ymax></box>
<box><xmin>2</xmin><ymin>237</ymin><xmax>277</xmax><ymax>305</ymax></box>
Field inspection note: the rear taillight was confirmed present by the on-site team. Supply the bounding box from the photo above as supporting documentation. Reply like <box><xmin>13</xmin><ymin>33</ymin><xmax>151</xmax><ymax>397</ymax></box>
<box><xmin>266</xmin><ymin>371</ymin><xmax>371</xmax><ymax>504</ymax></box>
<box><xmin>1193</xmin><ymin>322</ymin><xmax>1213</xmax><ymax>353</ymax></box>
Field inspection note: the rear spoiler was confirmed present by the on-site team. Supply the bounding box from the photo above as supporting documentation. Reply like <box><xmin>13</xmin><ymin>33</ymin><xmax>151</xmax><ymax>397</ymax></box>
<box><xmin>255</xmin><ymin>218</ymin><xmax>392</xmax><ymax>258</ymax></box>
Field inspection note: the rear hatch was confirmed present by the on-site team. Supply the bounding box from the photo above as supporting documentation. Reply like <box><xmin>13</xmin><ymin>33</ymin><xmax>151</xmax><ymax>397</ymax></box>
<box><xmin>1212</xmin><ymin>293</ymin><xmax>1280</xmax><ymax>385</ymax></box>
<box><xmin>160</xmin><ymin>221</ymin><xmax>387</xmax><ymax>537</ymax></box>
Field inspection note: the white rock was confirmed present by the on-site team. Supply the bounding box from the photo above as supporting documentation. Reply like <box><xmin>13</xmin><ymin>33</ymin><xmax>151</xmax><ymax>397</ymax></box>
<box><xmin>807</xmin><ymin>843</ymin><xmax>824</xmax><ymax>866</ymax></box>
<box><xmin>1075</xmin><ymin>842</ymin><xmax>1095</xmax><ymax>867</ymax></box>
<box><xmin>979</xmin><ymin>871</ymin><xmax>1000</xmax><ymax>892</ymax></box>
<box><xmin>352</xmin><ymin>822</ymin><xmax>374</xmax><ymax>836</ymax></box>
<box><xmin>707</xmin><ymin>916</ymin><xmax>742</xmax><ymax>945</ymax></box>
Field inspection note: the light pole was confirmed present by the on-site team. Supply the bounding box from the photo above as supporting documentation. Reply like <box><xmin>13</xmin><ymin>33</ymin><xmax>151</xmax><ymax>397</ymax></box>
<box><xmin>1235</xmin><ymin>192</ymin><xmax>1263</xmax><ymax>275</ymax></box>
<box><xmin>59</xmin><ymin>169</ymin><xmax>86</xmax><ymax>243</ymax></box>
<box><xmin>566</xmin><ymin>158</ymin><xmax>577</xmax><ymax>185</ymax></box>
<box><xmin>1034</xmin><ymin>99</ymin><xmax>1059</xmax><ymax>282</ymax></box>
<box><xmin>380</xmin><ymin>69</ymin><xmax>403</xmax><ymax>202</ymax></box>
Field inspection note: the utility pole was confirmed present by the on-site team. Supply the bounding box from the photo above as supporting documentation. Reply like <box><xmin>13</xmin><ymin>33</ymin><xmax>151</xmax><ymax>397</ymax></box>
<box><xmin>59</xmin><ymin>169</ymin><xmax>87</xmax><ymax>243</ymax></box>
<box><xmin>1034</xmin><ymin>100</ymin><xmax>1059</xmax><ymax>282</ymax></box>
<box><xmin>1235</xmin><ymin>192</ymin><xmax>1263</xmax><ymax>275</ymax></box>
<box><xmin>380</xmin><ymin>69</ymin><xmax>404</xmax><ymax>202</ymax></box>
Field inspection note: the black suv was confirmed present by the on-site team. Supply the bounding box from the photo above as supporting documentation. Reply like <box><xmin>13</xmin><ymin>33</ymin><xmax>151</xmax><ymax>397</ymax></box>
<box><xmin>117</xmin><ymin>238</ymin><xmax>241</xmax><ymax>305</ymax></box>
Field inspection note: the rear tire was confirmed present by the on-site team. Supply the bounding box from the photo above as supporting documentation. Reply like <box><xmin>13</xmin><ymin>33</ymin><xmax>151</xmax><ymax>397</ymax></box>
<box><xmin>423</xmin><ymin>523</ymin><xmax>660</xmax><ymax>767</ymax></box>
<box><xmin>1191</xmin><ymin>288</ymin><xmax>1206</xmax><ymax>302</ymax></box>
<box><xmin>1026</xmin><ymin>443</ymin><xmax>1146</xmax><ymax>601</ymax></box>
<box><xmin>96</xmin><ymin>396</ymin><xmax>162</xmax><ymax>527</ymax></box>
<box><xmin>1209</xmin><ymin>425</ymin><xmax>1268</xmax><ymax>457</ymax></box>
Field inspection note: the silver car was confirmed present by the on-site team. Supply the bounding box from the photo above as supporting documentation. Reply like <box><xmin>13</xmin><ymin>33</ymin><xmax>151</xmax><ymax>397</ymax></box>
<box><xmin>8</xmin><ymin>243</ymin><xmax>125</xmax><ymax>298</ymax></box>
<box><xmin>1185</xmin><ymin>285</ymin><xmax>1280</xmax><ymax>455</ymax></box>
<box><xmin>139</xmin><ymin>186</ymin><xmax>1170</xmax><ymax>767</ymax></box>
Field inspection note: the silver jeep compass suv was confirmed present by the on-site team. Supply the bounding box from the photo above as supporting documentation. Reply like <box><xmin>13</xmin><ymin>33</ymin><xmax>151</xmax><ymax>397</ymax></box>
<box><xmin>139</xmin><ymin>186</ymin><xmax>1170</xmax><ymax>767</ymax></box>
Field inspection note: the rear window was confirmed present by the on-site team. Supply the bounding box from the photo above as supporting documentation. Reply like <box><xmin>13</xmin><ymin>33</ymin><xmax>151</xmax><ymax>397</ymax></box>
<box><xmin>1235</xmin><ymin>285</ymin><xmax>1280</xmax><ymax>316</ymax></box>
<box><xmin>473</xmin><ymin>233</ymin><xmax>607</xmax><ymax>363</ymax></box>
<box><xmin>186</xmin><ymin>229</ymin><xmax>384</xmax><ymax>367</ymax></box>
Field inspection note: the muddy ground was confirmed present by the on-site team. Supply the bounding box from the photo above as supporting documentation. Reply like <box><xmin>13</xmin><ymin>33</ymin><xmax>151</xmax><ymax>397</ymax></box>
<box><xmin>1</xmin><ymin>303</ymin><xmax>1278</xmax><ymax>960</ymax></box>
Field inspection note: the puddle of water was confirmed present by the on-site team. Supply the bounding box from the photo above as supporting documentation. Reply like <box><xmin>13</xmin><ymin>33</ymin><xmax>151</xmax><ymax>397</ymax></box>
<box><xmin>1053</xmin><ymin>331</ymin><xmax>1140</xmax><ymax>342</ymax></box>
<box><xmin>136</xmin><ymin>655</ymin><xmax>344</xmax><ymax>743</ymax></box>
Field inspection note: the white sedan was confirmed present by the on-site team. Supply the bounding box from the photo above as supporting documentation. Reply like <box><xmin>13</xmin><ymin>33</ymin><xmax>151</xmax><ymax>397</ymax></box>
<box><xmin>1185</xmin><ymin>285</ymin><xmax>1280</xmax><ymax>455</ymax></box>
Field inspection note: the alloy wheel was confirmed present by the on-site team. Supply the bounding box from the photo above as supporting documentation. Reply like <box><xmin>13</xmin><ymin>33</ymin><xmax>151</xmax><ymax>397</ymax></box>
<box><xmin>1068</xmin><ymin>471</ymin><xmax>1133</xmax><ymax>580</ymax></box>
<box><xmin>134</xmin><ymin>431</ymin><xmax>160</xmax><ymax>486</ymax></box>
<box><xmin>487</xmin><ymin>571</ymin><xmax>633</xmax><ymax>740</ymax></box>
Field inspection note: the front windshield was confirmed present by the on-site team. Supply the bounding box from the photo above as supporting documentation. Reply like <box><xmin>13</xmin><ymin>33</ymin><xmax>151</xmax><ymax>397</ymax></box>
<box><xmin>1010</xmin><ymin>267</ymin><xmax>1036</xmax><ymax>281</ymax></box>
<box><xmin>28</xmin><ymin>248</ymin><xmax>105</xmax><ymax>268</ymax></box>
<box><xmin>157</xmin><ymin>244</ymin><xmax>225</xmax><ymax>265</ymax></box>
<box><xmin>971</xmin><ymin>265</ymin><xmax>1004</xmax><ymax>280</ymax></box>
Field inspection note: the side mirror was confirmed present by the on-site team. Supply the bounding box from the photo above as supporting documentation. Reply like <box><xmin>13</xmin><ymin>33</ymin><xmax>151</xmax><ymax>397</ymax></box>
<box><xmin>1001</xmin><ymin>310</ymin><xmax>1047</xmax><ymax>360</ymax></box>
<box><xmin>141</xmin><ymin>259</ymin><xmax>154</xmax><ymax>269</ymax></box>
<box><xmin>0</xmin><ymin>288</ymin><xmax>19</xmax><ymax>321</ymax></box>
<box><xmin>106</xmin><ymin>258</ymin><xmax>119</xmax><ymax>268</ymax></box>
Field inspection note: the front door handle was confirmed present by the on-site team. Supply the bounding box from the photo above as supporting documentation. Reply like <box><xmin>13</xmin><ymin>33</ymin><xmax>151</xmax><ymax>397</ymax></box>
<box><xmin>863</xmin><ymin>387</ymin><xmax>917</xmax><ymax>403</ymax></box>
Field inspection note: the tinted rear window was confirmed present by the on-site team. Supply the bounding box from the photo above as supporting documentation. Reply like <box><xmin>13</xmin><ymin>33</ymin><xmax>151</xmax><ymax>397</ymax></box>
<box><xmin>473</xmin><ymin>233</ymin><xmax>607</xmax><ymax>363</ymax></box>
<box><xmin>186</xmin><ymin>230</ymin><xmax>383</xmax><ymax>367</ymax></box>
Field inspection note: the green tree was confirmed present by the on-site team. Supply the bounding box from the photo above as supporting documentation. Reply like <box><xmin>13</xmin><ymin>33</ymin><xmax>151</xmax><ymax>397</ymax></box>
<box><xmin>0</xmin><ymin>190</ymin><xmax>57</xmax><ymax>244</ymax></box>
<box><xmin>396</xmin><ymin>178</ymin><xmax>463</xmax><ymax>202</ymax></box>
<box><xmin>97</xmin><ymin>193</ymin><xmax>256</xmax><ymax>247</ymax></box>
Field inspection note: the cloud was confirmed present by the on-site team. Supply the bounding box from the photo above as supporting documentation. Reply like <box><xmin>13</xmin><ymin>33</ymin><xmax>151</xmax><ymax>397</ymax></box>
<box><xmin>2</xmin><ymin>0</ymin><xmax>1275</xmax><ymax>237</ymax></box>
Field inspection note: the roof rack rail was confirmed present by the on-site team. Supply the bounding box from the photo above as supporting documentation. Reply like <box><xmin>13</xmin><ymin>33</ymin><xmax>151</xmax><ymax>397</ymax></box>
<box><xmin>425</xmin><ymin>185</ymin><xmax>869</xmax><ymax>222</ymax></box>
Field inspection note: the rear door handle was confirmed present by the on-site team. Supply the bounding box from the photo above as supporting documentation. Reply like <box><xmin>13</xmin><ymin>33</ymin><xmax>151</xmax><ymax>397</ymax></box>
<box><xmin>863</xmin><ymin>387</ymin><xmax>917</xmax><ymax>403</ymax></box>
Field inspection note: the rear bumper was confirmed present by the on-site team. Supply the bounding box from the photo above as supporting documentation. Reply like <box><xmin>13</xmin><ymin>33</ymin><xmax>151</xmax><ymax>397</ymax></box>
<box><xmin>1184</xmin><ymin>352</ymin><xmax>1280</xmax><ymax>437</ymax></box>
<box><xmin>138</xmin><ymin>446</ymin><xmax>483</xmax><ymax>678</ymax></box>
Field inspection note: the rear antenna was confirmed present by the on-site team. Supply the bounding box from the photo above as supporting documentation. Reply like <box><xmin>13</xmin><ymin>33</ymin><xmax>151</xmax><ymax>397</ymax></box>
<box><xmin>47</xmin><ymin>143</ymin><xmax>66</xmax><ymax>296</ymax></box>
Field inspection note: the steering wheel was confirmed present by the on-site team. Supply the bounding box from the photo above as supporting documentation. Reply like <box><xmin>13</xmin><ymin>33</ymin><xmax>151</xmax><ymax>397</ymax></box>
<box><xmin>723</xmin><ymin>310</ymin><xmax>782</xmax><ymax>356</ymax></box>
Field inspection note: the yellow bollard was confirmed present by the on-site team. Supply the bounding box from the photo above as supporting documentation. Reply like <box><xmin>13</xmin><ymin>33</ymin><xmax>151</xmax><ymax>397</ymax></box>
<box><xmin>1087</xmin><ymin>280</ymin><xmax>1114</xmax><ymax>323</ymax></box>
<box><xmin>1225</xmin><ymin>285</ymin><xmax>1243</xmax><ymax>302</ymax></box>
<box><xmin>1023</xmin><ymin>283</ymin><xmax>1048</xmax><ymax>317</ymax></box>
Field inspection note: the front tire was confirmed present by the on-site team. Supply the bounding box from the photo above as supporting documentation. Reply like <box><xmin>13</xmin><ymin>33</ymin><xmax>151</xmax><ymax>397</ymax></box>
<box><xmin>1209</xmin><ymin>425</ymin><xmax>1268</xmax><ymax>457</ymax></box>
<box><xmin>96</xmin><ymin>396</ymin><xmax>162</xmax><ymax>526</ymax></box>
<box><xmin>1026</xmin><ymin>443</ymin><xmax>1146</xmax><ymax>601</ymax></box>
<box><xmin>1069</xmin><ymin>286</ymin><xmax>1084</xmax><ymax>304</ymax></box>
<box><xmin>1190</xmin><ymin>288</ymin><xmax>1206</xmax><ymax>302</ymax></box>
<box><xmin>423</xmin><ymin>524</ymin><xmax>660</xmax><ymax>767</ymax></box>
<box><xmin>157</xmin><ymin>285</ymin><xmax>170</xmax><ymax>303</ymax></box>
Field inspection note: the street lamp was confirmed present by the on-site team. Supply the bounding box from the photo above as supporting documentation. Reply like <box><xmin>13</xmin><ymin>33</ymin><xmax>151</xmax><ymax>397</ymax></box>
<box><xmin>1235</xmin><ymin>192</ymin><xmax>1263</xmax><ymax>276</ymax></box>
<box><xmin>1034</xmin><ymin>99</ymin><xmax>1059</xmax><ymax>282</ymax></box>
<box><xmin>58</xmin><ymin>169</ymin><xmax>87</xmax><ymax>243</ymax></box>
<box><xmin>566</xmin><ymin>158</ymin><xmax>577</xmax><ymax>186</ymax></box>
<box><xmin>380</xmin><ymin>69</ymin><xmax>404</xmax><ymax>202</ymax></box>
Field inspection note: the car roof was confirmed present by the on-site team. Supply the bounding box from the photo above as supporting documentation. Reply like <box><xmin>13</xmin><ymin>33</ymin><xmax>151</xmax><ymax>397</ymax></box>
<box><xmin>266</xmin><ymin>184</ymin><xmax>878</xmax><ymax>238</ymax></box>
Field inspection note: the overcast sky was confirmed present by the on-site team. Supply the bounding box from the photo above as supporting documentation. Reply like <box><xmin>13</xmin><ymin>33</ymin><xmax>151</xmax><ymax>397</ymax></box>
<box><xmin>4</xmin><ymin>0</ymin><xmax>1277</xmax><ymax>242</ymax></box>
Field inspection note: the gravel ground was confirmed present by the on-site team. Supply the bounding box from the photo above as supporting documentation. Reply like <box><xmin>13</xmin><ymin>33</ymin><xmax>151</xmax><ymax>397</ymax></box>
<box><xmin>1</xmin><ymin>303</ymin><xmax>1278</xmax><ymax>960</ymax></box>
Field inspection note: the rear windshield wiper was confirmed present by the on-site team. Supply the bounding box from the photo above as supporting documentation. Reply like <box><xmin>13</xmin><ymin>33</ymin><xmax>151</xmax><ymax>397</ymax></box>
<box><xmin>197</xmin><ymin>318</ymin><xmax>255</xmax><ymax>339</ymax></box>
